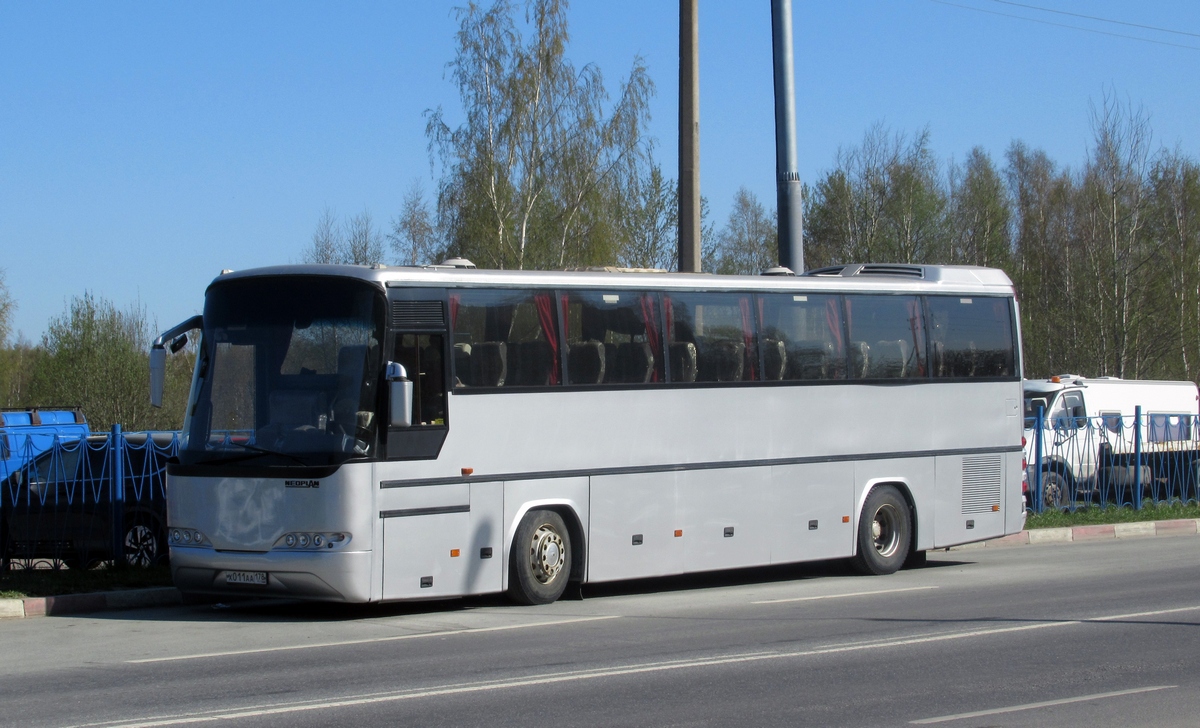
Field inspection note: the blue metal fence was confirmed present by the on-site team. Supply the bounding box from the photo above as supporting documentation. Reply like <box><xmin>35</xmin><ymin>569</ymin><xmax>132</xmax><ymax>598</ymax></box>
<box><xmin>0</xmin><ymin>429</ymin><xmax>178</xmax><ymax>569</ymax></box>
<box><xmin>1026</xmin><ymin>408</ymin><xmax>1200</xmax><ymax>513</ymax></box>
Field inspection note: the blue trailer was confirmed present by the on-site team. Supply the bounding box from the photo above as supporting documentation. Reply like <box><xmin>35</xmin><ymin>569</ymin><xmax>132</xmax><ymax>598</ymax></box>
<box><xmin>0</xmin><ymin>408</ymin><xmax>91</xmax><ymax>480</ymax></box>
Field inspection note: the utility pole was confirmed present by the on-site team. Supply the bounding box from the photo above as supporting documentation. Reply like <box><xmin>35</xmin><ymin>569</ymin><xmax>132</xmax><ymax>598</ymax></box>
<box><xmin>771</xmin><ymin>0</ymin><xmax>804</xmax><ymax>272</ymax></box>
<box><xmin>678</xmin><ymin>0</ymin><xmax>701</xmax><ymax>273</ymax></box>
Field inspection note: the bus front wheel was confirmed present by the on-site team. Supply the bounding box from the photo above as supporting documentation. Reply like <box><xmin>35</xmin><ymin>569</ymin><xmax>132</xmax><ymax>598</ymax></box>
<box><xmin>508</xmin><ymin>510</ymin><xmax>572</xmax><ymax>605</ymax></box>
<box><xmin>850</xmin><ymin>486</ymin><xmax>911</xmax><ymax>576</ymax></box>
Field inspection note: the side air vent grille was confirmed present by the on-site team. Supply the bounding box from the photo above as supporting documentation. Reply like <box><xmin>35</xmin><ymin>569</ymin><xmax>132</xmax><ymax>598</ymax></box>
<box><xmin>391</xmin><ymin>300</ymin><xmax>445</xmax><ymax>329</ymax></box>
<box><xmin>803</xmin><ymin>264</ymin><xmax>926</xmax><ymax>279</ymax></box>
<box><xmin>962</xmin><ymin>455</ymin><xmax>1002</xmax><ymax>514</ymax></box>
<box><xmin>804</xmin><ymin>265</ymin><xmax>850</xmax><ymax>277</ymax></box>
<box><xmin>858</xmin><ymin>264</ymin><xmax>925</xmax><ymax>278</ymax></box>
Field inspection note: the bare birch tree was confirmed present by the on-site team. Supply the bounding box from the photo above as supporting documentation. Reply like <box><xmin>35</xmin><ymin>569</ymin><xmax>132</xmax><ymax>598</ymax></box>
<box><xmin>425</xmin><ymin>0</ymin><xmax>654</xmax><ymax>270</ymax></box>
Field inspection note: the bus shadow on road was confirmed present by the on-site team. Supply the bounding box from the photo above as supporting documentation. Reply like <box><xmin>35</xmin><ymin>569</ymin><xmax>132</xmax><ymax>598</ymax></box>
<box><xmin>83</xmin><ymin>556</ymin><xmax>972</xmax><ymax>624</ymax></box>
<box><xmin>575</xmin><ymin>555</ymin><xmax>968</xmax><ymax>600</ymax></box>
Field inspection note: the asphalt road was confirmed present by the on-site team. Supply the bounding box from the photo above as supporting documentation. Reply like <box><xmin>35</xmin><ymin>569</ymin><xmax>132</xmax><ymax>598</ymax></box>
<box><xmin>3</xmin><ymin>536</ymin><xmax>1200</xmax><ymax>727</ymax></box>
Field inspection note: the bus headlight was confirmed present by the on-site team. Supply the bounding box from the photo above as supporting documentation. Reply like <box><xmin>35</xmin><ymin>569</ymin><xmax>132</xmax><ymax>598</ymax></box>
<box><xmin>169</xmin><ymin>528</ymin><xmax>210</xmax><ymax>547</ymax></box>
<box><xmin>273</xmin><ymin>532</ymin><xmax>350</xmax><ymax>550</ymax></box>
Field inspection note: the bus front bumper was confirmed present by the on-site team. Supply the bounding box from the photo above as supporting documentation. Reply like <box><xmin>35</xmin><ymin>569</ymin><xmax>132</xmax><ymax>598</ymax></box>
<box><xmin>169</xmin><ymin>546</ymin><xmax>373</xmax><ymax>603</ymax></box>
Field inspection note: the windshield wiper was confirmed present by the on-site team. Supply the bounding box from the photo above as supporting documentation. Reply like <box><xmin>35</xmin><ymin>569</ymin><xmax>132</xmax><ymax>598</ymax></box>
<box><xmin>201</xmin><ymin>442</ymin><xmax>310</xmax><ymax>467</ymax></box>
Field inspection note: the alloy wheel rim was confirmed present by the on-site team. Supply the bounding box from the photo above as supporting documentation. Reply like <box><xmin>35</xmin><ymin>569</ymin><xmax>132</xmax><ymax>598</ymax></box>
<box><xmin>871</xmin><ymin>503</ymin><xmax>900</xmax><ymax>558</ymax></box>
<box><xmin>529</xmin><ymin>524</ymin><xmax>565</xmax><ymax>584</ymax></box>
<box><xmin>125</xmin><ymin>525</ymin><xmax>157</xmax><ymax>567</ymax></box>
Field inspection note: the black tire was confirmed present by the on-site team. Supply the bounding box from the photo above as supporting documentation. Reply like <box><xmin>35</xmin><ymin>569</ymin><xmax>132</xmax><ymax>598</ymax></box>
<box><xmin>850</xmin><ymin>486</ymin><xmax>911</xmax><ymax>576</ymax></box>
<box><xmin>123</xmin><ymin>512</ymin><xmax>166</xmax><ymax>568</ymax></box>
<box><xmin>1040</xmin><ymin>470</ymin><xmax>1068</xmax><ymax>511</ymax></box>
<box><xmin>508</xmin><ymin>509</ymin><xmax>572</xmax><ymax>605</ymax></box>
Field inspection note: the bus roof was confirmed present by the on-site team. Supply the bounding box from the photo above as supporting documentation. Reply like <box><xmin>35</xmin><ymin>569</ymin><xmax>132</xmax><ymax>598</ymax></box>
<box><xmin>209</xmin><ymin>262</ymin><xmax>1015</xmax><ymax>297</ymax></box>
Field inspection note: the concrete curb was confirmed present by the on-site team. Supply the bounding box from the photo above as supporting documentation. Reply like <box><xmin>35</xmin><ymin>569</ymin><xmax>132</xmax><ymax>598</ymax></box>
<box><xmin>952</xmin><ymin>518</ymin><xmax>1200</xmax><ymax>551</ymax></box>
<box><xmin>0</xmin><ymin>587</ymin><xmax>181</xmax><ymax>620</ymax></box>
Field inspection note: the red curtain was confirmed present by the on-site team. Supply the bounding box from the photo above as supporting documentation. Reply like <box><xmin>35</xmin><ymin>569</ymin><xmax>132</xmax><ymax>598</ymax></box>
<box><xmin>739</xmin><ymin>296</ymin><xmax>757</xmax><ymax>381</ymax></box>
<box><xmin>448</xmin><ymin>294</ymin><xmax>460</xmax><ymax>330</ymax></box>
<box><xmin>826</xmin><ymin>297</ymin><xmax>844</xmax><ymax>354</ymax></box>
<box><xmin>534</xmin><ymin>292</ymin><xmax>560</xmax><ymax>385</ymax></box>
<box><xmin>639</xmin><ymin>293</ymin><xmax>661</xmax><ymax>382</ymax></box>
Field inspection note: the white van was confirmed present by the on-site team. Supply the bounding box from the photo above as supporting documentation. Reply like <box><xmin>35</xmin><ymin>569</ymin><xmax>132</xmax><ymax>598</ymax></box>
<box><xmin>1023</xmin><ymin>375</ymin><xmax>1200</xmax><ymax>508</ymax></box>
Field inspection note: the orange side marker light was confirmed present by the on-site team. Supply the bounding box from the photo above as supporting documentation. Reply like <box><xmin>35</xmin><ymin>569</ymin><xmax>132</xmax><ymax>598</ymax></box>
<box><xmin>674</xmin><ymin>529</ymin><xmax>683</xmax><ymax>537</ymax></box>
<box><xmin>461</xmin><ymin>467</ymin><xmax>474</xmax><ymax>476</ymax></box>
<box><xmin>842</xmin><ymin>516</ymin><xmax>850</xmax><ymax>523</ymax></box>
<box><xmin>450</xmin><ymin>549</ymin><xmax>460</xmax><ymax>557</ymax></box>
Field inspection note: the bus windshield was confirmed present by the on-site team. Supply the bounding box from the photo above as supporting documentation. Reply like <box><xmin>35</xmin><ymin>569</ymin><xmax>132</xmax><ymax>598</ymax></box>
<box><xmin>180</xmin><ymin>276</ymin><xmax>384</xmax><ymax>468</ymax></box>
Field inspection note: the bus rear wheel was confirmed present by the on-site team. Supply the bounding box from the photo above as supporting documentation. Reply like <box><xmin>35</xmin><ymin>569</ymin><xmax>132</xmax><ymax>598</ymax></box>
<box><xmin>508</xmin><ymin>510</ymin><xmax>572</xmax><ymax>605</ymax></box>
<box><xmin>850</xmin><ymin>486</ymin><xmax>911</xmax><ymax>576</ymax></box>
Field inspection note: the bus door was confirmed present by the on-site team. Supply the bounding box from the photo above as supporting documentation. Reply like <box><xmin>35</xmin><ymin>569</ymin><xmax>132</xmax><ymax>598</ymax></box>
<box><xmin>380</xmin><ymin>287</ymin><xmax>469</xmax><ymax>599</ymax></box>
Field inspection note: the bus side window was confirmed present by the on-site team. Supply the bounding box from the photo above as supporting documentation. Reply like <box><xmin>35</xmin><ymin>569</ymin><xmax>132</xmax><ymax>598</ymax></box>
<box><xmin>452</xmin><ymin>290</ymin><xmax>561</xmax><ymax>388</ymax></box>
<box><xmin>666</xmin><ymin>292</ymin><xmax>758</xmax><ymax>383</ymax></box>
<box><xmin>926</xmin><ymin>296</ymin><xmax>1015</xmax><ymax>378</ymax></box>
<box><xmin>392</xmin><ymin>334</ymin><xmax>446</xmax><ymax>426</ymax></box>
<box><xmin>758</xmin><ymin>293</ymin><xmax>845</xmax><ymax>381</ymax></box>
<box><xmin>844</xmin><ymin>295</ymin><xmax>926</xmax><ymax>379</ymax></box>
<box><xmin>561</xmin><ymin>291</ymin><xmax>663</xmax><ymax>385</ymax></box>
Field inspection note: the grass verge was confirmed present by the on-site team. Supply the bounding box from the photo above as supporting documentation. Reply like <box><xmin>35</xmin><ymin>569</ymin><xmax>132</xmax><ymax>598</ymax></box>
<box><xmin>0</xmin><ymin>564</ymin><xmax>172</xmax><ymax>599</ymax></box>
<box><xmin>1025</xmin><ymin>501</ymin><xmax>1200</xmax><ymax>530</ymax></box>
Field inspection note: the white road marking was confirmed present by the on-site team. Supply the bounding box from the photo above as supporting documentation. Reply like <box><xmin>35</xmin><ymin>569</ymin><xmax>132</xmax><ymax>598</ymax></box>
<box><xmin>126</xmin><ymin>615</ymin><xmax>620</xmax><ymax>664</ymax></box>
<box><xmin>909</xmin><ymin>685</ymin><xmax>1177</xmax><ymax>724</ymax></box>
<box><xmin>752</xmin><ymin>585</ymin><xmax>939</xmax><ymax>604</ymax></box>
<box><xmin>85</xmin><ymin>603</ymin><xmax>1200</xmax><ymax>727</ymax></box>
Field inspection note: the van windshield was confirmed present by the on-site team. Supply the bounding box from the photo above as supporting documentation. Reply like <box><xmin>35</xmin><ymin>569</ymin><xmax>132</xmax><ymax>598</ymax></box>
<box><xmin>179</xmin><ymin>276</ymin><xmax>385</xmax><ymax>468</ymax></box>
<box><xmin>1023</xmin><ymin>392</ymin><xmax>1055</xmax><ymax>428</ymax></box>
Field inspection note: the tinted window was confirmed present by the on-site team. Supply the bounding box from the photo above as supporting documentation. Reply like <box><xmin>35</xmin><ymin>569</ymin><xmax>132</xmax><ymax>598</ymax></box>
<box><xmin>665</xmin><ymin>292</ymin><xmax>758</xmax><ymax>383</ymax></box>
<box><xmin>758</xmin><ymin>293</ymin><xmax>846</xmax><ymax>380</ymax></box>
<box><xmin>451</xmin><ymin>290</ymin><xmax>561</xmax><ymax>388</ymax></box>
<box><xmin>392</xmin><ymin>333</ymin><xmax>446</xmax><ymax>425</ymax></box>
<box><xmin>561</xmin><ymin>291</ymin><xmax>663</xmax><ymax>385</ymax></box>
<box><xmin>926</xmin><ymin>296</ymin><xmax>1015</xmax><ymax>378</ymax></box>
<box><xmin>844</xmin><ymin>295</ymin><xmax>926</xmax><ymax>379</ymax></box>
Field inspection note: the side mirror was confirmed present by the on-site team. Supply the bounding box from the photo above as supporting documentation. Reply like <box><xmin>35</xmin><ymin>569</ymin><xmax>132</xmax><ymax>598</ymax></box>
<box><xmin>150</xmin><ymin>314</ymin><xmax>202</xmax><ymax>408</ymax></box>
<box><xmin>150</xmin><ymin>347</ymin><xmax>166</xmax><ymax>408</ymax></box>
<box><xmin>387</xmin><ymin>362</ymin><xmax>414</xmax><ymax>428</ymax></box>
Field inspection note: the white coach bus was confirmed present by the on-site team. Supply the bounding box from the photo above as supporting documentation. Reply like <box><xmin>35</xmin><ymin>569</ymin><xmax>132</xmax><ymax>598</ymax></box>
<box><xmin>150</xmin><ymin>261</ymin><xmax>1025</xmax><ymax>605</ymax></box>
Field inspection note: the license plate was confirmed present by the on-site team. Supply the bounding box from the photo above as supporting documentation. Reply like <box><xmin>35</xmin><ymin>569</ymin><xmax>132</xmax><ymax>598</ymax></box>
<box><xmin>225</xmin><ymin>571</ymin><xmax>267</xmax><ymax>586</ymax></box>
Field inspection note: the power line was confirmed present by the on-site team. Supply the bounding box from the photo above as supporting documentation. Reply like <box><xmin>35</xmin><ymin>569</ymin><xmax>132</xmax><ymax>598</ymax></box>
<box><xmin>990</xmin><ymin>0</ymin><xmax>1200</xmax><ymax>40</ymax></box>
<box><xmin>929</xmin><ymin>0</ymin><xmax>1200</xmax><ymax>52</ymax></box>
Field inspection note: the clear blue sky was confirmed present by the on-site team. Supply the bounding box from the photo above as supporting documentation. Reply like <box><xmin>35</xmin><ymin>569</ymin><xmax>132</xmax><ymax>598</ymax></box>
<box><xmin>2</xmin><ymin>1</ymin><xmax>1198</xmax><ymax>342</ymax></box>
